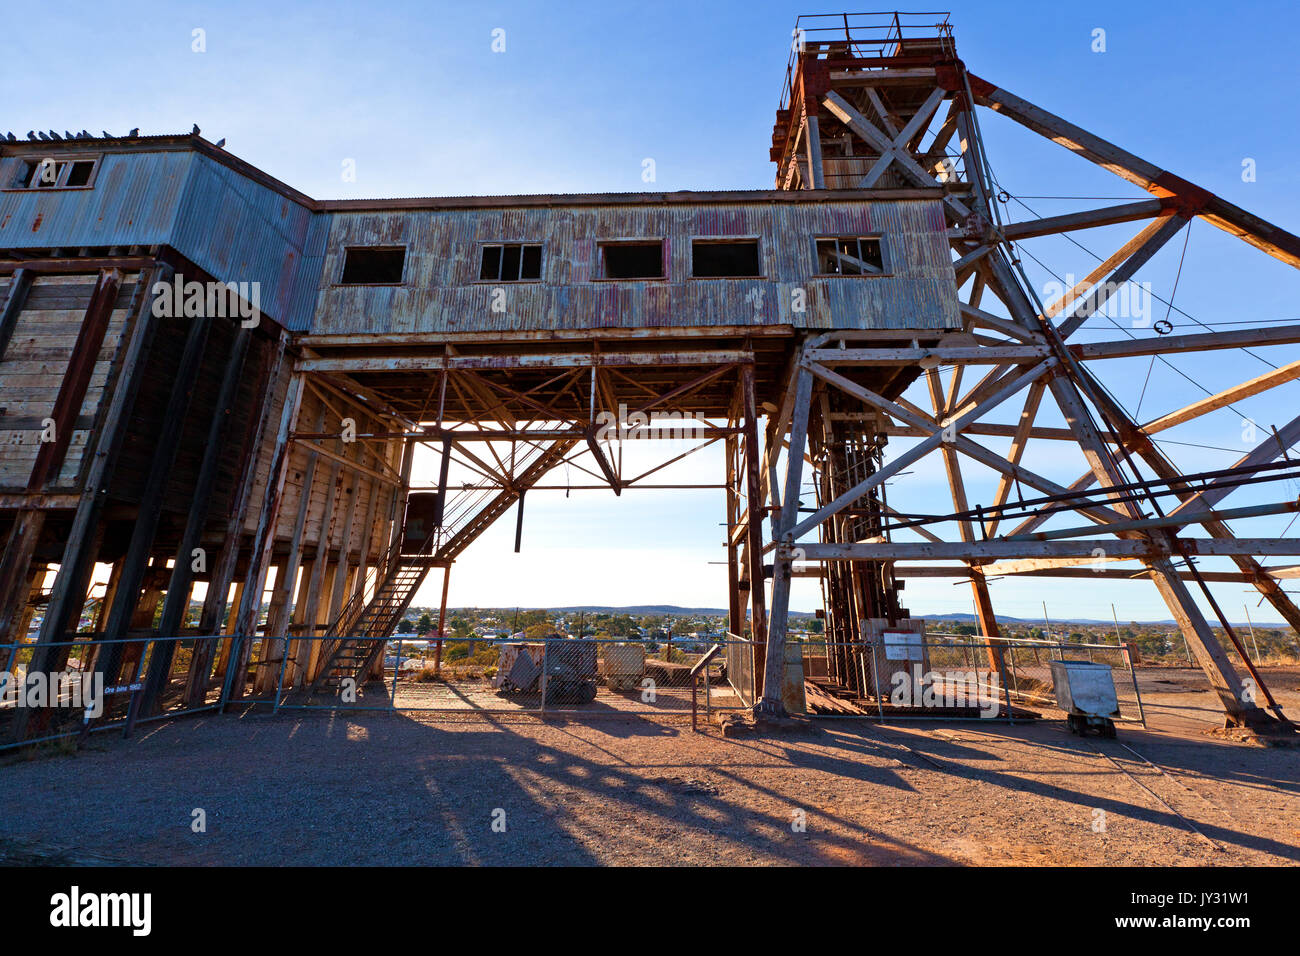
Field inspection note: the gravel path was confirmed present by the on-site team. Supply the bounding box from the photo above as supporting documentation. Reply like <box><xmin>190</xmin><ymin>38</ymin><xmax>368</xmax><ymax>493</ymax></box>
<box><xmin>2</xmin><ymin>696</ymin><xmax>1297</xmax><ymax>866</ymax></box>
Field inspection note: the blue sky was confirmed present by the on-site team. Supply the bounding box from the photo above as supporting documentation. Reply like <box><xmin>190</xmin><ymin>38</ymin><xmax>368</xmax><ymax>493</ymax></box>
<box><xmin>7</xmin><ymin>1</ymin><xmax>1300</xmax><ymax>622</ymax></box>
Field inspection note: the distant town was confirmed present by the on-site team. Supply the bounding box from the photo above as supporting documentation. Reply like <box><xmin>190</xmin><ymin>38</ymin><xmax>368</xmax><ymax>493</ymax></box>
<box><xmin>386</xmin><ymin>606</ymin><xmax>1300</xmax><ymax>666</ymax></box>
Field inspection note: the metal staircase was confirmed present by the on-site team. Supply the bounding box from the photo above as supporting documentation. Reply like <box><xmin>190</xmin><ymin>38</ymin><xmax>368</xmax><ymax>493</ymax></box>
<box><xmin>307</xmin><ymin>436</ymin><xmax>579</xmax><ymax>696</ymax></box>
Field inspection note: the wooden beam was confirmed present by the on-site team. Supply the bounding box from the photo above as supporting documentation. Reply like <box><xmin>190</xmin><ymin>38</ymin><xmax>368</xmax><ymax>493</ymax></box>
<box><xmin>1140</xmin><ymin>360</ymin><xmax>1300</xmax><ymax>434</ymax></box>
<box><xmin>969</xmin><ymin>73</ymin><xmax>1300</xmax><ymax>268</ymax></box>
<box><xmin>794</xmin><ymin>538</ymin><xmax>1300</xmax><ymax>560</ymax></box>
<box><xmin>1074</xmin><ymin>323</ymin><xmax>1300</xmax><ymax>360</ymax></box>
<box><xmin>999</xmin><ymin>199</ymin><xmax>1169</xmax><ymax>241</ymax></box>
<box><xmin>298</xmin><ymin>350</ymin><xmax>754</xmax><ymax>373</ymax></box>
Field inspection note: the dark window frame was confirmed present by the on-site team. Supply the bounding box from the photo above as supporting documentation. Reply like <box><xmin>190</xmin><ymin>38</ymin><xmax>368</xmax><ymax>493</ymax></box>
<box><xmin>477</xmin><ymin>241</ymin><xmax>543</xmax><ymax>282</ymax></box>
<box><xmin>597</xmin><ymin>239</ymin><xmax>667</xmax><ymax>281</ymax></box>
<box><xmin>814</xmin><ymin>235</ymin><xmax>891</xmax><ymax>276</ymax></box>
<box><xmin>337</xmin><ymin>245</ymin><xmax>408</xmax><ymax>286</ymax></box>
<box><xmin>3</xmin><ymin>154</ymin><xmax>101</xmax><ymax>191</ymax></box>
<box><xmin>690</xmin><ymin>236</ymin><xmax>765</xmax><ymax>279</ymax></box>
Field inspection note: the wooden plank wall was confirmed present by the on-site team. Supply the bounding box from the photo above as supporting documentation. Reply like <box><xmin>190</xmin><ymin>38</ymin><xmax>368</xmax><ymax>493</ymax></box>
<box><xmin>245</xmin><ymin>372</ymin><xmax>403</xmax><ymax>572</ymax></box>
<box><xmin>0</xmin><ymin>274</ymin><xmax>138</xmax><ymax>490</ymax></box>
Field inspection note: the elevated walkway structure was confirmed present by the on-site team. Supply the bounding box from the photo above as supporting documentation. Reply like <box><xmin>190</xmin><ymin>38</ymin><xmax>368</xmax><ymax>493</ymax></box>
<box><xmin>2</xmin><ymin>12</ymin><xmax>1298</xmax><ymax>743</ymax></box>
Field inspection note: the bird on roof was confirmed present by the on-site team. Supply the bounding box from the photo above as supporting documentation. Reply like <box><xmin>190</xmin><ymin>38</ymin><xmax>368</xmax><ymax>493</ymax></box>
<box><xmin>102</xmin><ymin>130</ymin><xmax>112</xmax><ymax>138</ymax></box>
<box><xmin>129</xmin><ymin>127</ymin><xmax>139</xmax><ymax>137</ymax></box>
<box><xmin>37</xmin><ymin>131</ymin><xmax>50</xmax><ymax>140</ymax></box>
<box><xmin>48</xmin><ymin>131</ymin><xmax>61</xmax><ymax>140</ymax></box>
<box><xmin>214</xmin><ymin>137</ymin><xmax>226</xmax><ymax>148</ymax></box>
<box><xmin>27</xmin><ymin>131</ymin><xmax>36</xmax><ymax>140</ymax></box>
<box><xmin>192</xmin><ymin>124</ymin><xmax>200</xmax><ymax>136</ymax></box>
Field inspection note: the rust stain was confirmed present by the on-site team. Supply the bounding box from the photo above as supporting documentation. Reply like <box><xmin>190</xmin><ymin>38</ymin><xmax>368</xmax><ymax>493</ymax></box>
<box><xmin>30</xmin><ymin>213</ymin><xmax>42</xmax><ymax>232</ymax></box>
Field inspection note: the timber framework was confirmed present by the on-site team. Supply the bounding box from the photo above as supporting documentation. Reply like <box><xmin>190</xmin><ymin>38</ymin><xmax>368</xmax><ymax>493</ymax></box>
<box><xmin>2</xmin><ymin>11</ymin><xmax>1299</xmax><ymax>743</ymax></box>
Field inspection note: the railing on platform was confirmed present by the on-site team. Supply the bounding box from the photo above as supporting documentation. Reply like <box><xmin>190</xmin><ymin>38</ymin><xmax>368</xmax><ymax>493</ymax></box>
<box><xmin>798</xmin><ymin>635</ymin><xmax>1144</xmax><ymax>724</ymax></box>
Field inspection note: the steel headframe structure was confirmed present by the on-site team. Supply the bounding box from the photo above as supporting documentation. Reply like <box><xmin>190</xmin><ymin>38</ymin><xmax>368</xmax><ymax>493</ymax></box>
<box><xmin>760</xmin><ymin>12</ymin><xmax>1300</xmax><ymax>728</ymax></box>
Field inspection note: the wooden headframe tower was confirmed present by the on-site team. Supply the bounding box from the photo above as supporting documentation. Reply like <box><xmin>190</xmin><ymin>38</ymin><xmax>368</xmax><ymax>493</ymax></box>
<box><xmin>759</xmin><ymin>12</ymin><xmax>1300</xmax><ymax>728</ymax></box>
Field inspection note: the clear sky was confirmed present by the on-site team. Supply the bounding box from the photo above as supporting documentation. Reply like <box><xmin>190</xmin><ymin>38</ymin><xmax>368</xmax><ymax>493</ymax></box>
<box><xmin>8</xmin><ymin>1</ymin><xmax>1300</xmax><ymax>622</ymax></box>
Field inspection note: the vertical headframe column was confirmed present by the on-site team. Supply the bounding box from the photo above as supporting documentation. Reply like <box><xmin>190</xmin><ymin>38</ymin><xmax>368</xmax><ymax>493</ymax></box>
<box><xmin>804</xmin><ymin>112</ymin><xmax>825</xmax><ymax>189</ymax></box>
<box><xmin>759</xmin><ymin>360</ymin><xmax>814</xmax><ymax>716</ymax></box>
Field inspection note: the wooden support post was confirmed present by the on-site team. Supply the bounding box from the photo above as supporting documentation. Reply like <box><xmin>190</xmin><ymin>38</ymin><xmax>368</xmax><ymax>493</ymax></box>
<box><xmin>20</xmin><ymin>265</ymin><xmax>163</xmax><ymax>742</ymax></box>
<box><xmin>185</xmin><ymin>335</ymin><xmax>285</xmax><ymax>706</ymax></box>
<box><xmin>225</xmin><ymin>369</ymin><xmax>306</xmax><ymax>704</ymax></box>
<box><xmin>804</xmin><ymin>113</ymin><xmax>825</xmax><ymax>189</ymax></box>
<box><xmin>95</xmin><ymin>309</ymin><xmax>214</xmax><ymax>686</ymax></box>
<box><xmin>0</xmin><ymin>267</ymin><xmax>34</xmax><ymax>361</ymax></box>
<box><xmin>725</xmin><ymin>426</ymin><xmax>743</xmax><ymax>637</ymax></box>
<box><xmin>141</xmin><ymin>326</ymin><xmax>253</xmax><ymax>714</ymax></box>
<box><xmin>759</xmin><ymin>365</ymin><xmax>813</xmax><ymax>716</ymax></box>
<box><xmin>741</xmin><ymin>367</ymin><xmax>768</xmax><ymax>689</ymax></box>
<box><xmin>0</xmin><ymin>512</ymin><xmax>46</xmax><ymax>642</ymax></box>
<box><xmin>27</xmin><ymin>270</ymin><xmax>122</xmax><ymax>491</ymax></box>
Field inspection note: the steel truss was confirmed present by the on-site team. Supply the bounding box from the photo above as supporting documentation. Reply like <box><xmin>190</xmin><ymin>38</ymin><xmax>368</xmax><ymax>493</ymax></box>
<box><xmin>760</xmin><ymin>13</ymin><xmax>1300</xmax><ymax>728</ymax></box>
<box><xmin>244</xmin><ymin>342</ymin><xmax>771</xmax><ymax>698</ymax></box>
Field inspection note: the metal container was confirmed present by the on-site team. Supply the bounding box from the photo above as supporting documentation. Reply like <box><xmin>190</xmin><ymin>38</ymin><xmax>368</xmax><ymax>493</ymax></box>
<box><xmin>598</xmin><ymin>643</ymin><xmax>646</xmax><ymax>690</ymax></box>
<box><xmin>1050</xmin><ymin>660</ymin><xmax>1120</xmax><ymax>717</ymax></box>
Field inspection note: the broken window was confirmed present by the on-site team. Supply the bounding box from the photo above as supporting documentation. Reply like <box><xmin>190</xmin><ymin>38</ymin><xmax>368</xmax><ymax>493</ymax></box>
<box><xmin>480</xmin><ymin>243</ymin><xmax>542</xmax><ymax>281</ymax></box>
<box><xmin>13</xmin><ymin>158</ymin><xmax>97</xmax><ymax>189</ymax></box>
<box><xmin>692</xmin><ymin>239</ymin><xmax>762</xmax><ymax>277</ymax></box>
<box><xmin>31</xmin><ymin>160</ymin><xmax>66</xmax><ymax>187</ymax></box>
<box><xmin>340</xmin><ymin>247</ymin><xmax>406</xmax><ymax>284</ymax></box>
<box><xmin>816</xmin><ymin>236</ymin><xmax>887</xmax><ymax>275</ymax></box>
<box><xmin>601</xmin><ymin>241</ymin><xmax>664</xmax><ymax>279</ymax></box>
<box><xmin>65</xmin><ymin>160</ymin><xmax>95</xmax><ymax>187</ymax></box>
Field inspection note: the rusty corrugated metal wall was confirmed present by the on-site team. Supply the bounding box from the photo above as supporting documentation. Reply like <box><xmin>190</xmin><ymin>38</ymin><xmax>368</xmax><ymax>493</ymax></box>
<box><xmin>310</xmin><ymin>197</ymin><xmax>956</xmax><ymax>335</ymax></box>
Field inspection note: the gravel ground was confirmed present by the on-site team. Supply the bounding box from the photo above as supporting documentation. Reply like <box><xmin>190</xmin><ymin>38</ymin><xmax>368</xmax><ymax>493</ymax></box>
<box><xmin>1</xmin><ymin>667</ymin><xmax>1297</xmax><ymax>866</ymax></box>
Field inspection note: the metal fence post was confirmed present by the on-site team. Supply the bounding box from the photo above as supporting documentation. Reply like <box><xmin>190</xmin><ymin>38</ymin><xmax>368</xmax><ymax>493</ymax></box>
<box><xmin>272</xmin><ymin>632</ymin><xmax>292</xmax><ymax>713</ymax></box>
<box><xmin>870</xmin><ymin>643</ymin><xmax>884</xmax><ymax>721</ymax></box>
<box><xmin>1124</xmin><ymin>644</ymin><xmax>1146</xmax><ymax>726</ymax></box>
<box><xmin>538</xmin><ymin>639</ymin><xmax>548</xmax><ymax>717</ymax></box>
<box><xmin>997</xmin><ymin>644</ymin><xmax>1013</xmax><ymax>725</ymax></box>
<box><xmin>390</xmin><ymin>637</ymin><xmax>403</xmax><ymax>709</ymax></box>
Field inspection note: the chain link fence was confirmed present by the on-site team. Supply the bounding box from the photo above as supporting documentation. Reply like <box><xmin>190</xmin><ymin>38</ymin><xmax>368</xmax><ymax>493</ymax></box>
<box><xmin>2</xmin><ymin>630</ymin><xmax>1146</xmax><ymax>749</ymax></box>
<box><xmin>798</xmin><ymin>635</ymin><xmax>1143</xmax><ymax>724</ymax></box>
